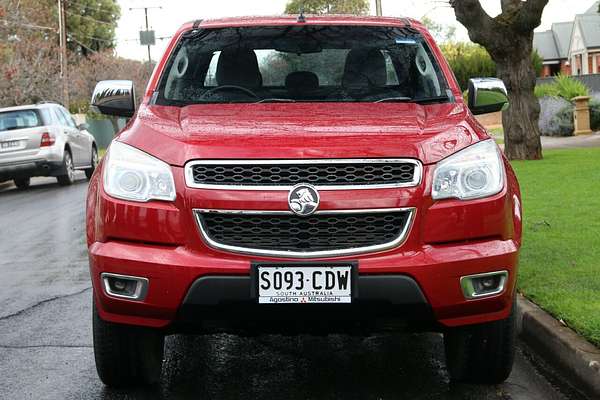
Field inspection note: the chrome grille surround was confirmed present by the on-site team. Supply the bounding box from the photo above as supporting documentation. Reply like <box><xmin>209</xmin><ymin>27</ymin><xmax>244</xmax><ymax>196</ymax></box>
<box><xmin>193</xmin><ymin>208</ymin><xmax>416</xmax><ymax>259</ymax></box>
<box><xmin>184</xmin><ymin>159</ymin><xmax>422</xmax><ymax>190</ymax></box>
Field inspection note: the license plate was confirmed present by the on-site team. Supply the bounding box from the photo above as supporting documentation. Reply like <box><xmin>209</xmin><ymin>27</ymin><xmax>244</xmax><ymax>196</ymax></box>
<box><xmin>257</xmin><ymin>265</ymin><xmax>352</xmax><ymax>304</ymax></box>
<box><xmin>1</xmin><ymin>140</ymin><xmax>20</xmax><ymax>149</ymax></box>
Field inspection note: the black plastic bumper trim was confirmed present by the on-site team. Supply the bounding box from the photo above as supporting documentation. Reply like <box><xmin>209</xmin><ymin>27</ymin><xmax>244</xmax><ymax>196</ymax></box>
<box><xmin>182</xmin><ymin>273</ymin><xmax>428</xmax><ymax>307</ymax></box>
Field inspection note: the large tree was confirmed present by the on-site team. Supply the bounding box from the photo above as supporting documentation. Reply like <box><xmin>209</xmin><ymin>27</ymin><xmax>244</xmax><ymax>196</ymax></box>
<box><xmin>450</xmin><ymin>0</ymin><xmax>548</xmax><ymax>160</ymax></box>
<box><xmin>285</xmin><ymin>0</ymin><xmax>369</xmax><ymax>15</ymax></box>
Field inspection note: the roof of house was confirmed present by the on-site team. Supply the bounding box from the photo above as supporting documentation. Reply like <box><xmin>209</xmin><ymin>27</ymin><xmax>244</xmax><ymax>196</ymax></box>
<box><xmin>552</xmin><ymin>22</ymin><xmax>574</xmax><ymax>58</ymax></box>
<box><xmin>576</xmin><ymin>14</ymin><xmax>600</xmax><ymax>48</ymax></box>
<box><xmin>534</xmin><ymin>1</ymin><xmax>599</xmax><ymax>60</ymax></box>
<box><xmin>585</xmin><ymin>1</ymin><xmax>599</xmax><ymax>14</ymax></box>
<box><xmin>534</xmin><ymin>30</ymin><xmax>560</xmax><ymax>60</ymax></box>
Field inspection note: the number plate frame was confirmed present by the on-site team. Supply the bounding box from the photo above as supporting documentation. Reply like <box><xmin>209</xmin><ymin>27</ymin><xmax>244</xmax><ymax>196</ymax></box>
<box><xmin>251</xmin><ymin>261</ymin><xmax>358</xmax><ymax>304</ymax></box>
<box><xmin>1</xmin><ymin>140</ymin><xmax>20</xmax><ymax>150</ymax></box>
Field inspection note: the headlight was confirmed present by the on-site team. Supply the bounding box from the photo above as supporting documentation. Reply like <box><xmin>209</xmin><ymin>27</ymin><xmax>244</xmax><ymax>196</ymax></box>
<box><xmin>432</xmin><ymin>139</ymin><xmax>504</xmax><ymax>201</ymax></box>
<box><xmin>103</xmin><ymin>141</ymin><xmax>176</xmax><ymax>202</ymax></box>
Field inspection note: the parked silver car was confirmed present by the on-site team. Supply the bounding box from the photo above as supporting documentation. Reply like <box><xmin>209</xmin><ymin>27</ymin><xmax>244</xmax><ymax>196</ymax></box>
<box><xmin>0</xmin><ymin>103</ymin><xmax>98</xmax><ymax>188</ymax></box>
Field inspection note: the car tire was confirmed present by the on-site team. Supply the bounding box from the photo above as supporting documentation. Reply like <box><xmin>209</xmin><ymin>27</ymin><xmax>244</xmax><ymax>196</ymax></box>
<box><xmin>92</xmin><ymin>299</ymin><xmax>164</xmax><ymax>387</ymax></box>
<box><xmin>85</xmin><ymin>146</ymin><xmax>99</xmax><ymax>180</ymax></box>
<box><xmin>13</xmin><ymin>177</ymin><xmax>31</xmax><ymax>189</ymax></box>
<box><xmin>56</xmin><ymin>150</ymin><xmax>75</xmax><ymax>186</ymax></box>
<box><xmin>443</xmin><ymin>300</ymin><xmax>516</xmax><ymax>384</ymax></box>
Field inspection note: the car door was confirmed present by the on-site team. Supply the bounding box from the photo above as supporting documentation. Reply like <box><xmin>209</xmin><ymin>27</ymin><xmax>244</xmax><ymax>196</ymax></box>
<box><xmin>56</xmin><ymin>107</ymin><xmax>85</xmax><ymax>166</ymax></box>
<box><xmin>63</xmin><ymin>108</ymin><xmax>91</xmax><ymax>166</ymax></box>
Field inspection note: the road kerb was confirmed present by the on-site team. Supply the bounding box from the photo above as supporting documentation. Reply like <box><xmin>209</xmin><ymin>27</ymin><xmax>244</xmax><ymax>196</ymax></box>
<box><xmin>516</xmin><ymin>294</ymin><xmax>600</xmax><ymax>398</ymax></box>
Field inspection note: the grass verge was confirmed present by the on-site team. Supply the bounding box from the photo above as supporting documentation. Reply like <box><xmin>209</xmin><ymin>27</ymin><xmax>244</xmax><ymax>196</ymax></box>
<box><xmin>512</xmin><ymin>147</ymin><xmax>600</xmax><ymax>346</ymax></box>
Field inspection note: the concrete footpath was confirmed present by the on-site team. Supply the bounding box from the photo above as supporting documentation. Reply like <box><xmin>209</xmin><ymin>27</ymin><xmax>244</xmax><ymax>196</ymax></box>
<box><xmin>517</xmin><ymin>295</ymin><xmax>600</xmax><ymax>399</ymax></box>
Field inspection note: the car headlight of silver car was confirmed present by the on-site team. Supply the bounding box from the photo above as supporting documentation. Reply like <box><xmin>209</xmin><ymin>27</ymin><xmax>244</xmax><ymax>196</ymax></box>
<box><xmin>432</xmin><ymin>139</ymin><xmax>504</xmax><ymax>201</ymax></box>
<box><xmin>103</xmin><ymin>141</ymin><xmax>176</xmax><ymax>202</ymax></box>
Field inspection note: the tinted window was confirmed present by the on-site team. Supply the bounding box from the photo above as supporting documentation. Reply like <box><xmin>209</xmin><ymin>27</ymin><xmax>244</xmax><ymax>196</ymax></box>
<box><xmin>60</xmin><ymin>108</ymin><xmax>77</xmax><ymax>128</ymax></box>
<box><xmin>0</xmin><ymin>110</ymin><xmax>41</xmax><ymax>132</ymax></box>
<box><xmin>53</xmin><ymin>107</ymin><xmax>68</xmax><ymax>127</ymax></box>
<box><xmin>158</xmin><ymin>25</ymin><xmax>449</xmax><ymax>104</ymax></box>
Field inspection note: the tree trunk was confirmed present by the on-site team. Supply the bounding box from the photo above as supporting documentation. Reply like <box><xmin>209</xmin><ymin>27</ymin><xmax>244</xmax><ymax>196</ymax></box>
<box><xmin>450</xmin><ymin>0</ymin><xmax>548</xmax><ymax>160</ymax></box>
<box><xmin>496</xmin><ymin>53</ymin><xmax>543</xmax><ymax>160</ymax></box>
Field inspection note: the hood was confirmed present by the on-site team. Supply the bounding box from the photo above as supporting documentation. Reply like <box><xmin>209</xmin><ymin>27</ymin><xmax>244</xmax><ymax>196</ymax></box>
<box><xmin>120</xmin><ymin>102</ymin><xmax>483</xmax><ymax>166</ymax></box>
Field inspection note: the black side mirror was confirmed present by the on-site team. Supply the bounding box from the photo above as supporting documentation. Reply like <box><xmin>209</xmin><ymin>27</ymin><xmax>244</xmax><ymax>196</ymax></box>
<box><xmin>468</xmin><ymin>78</ymin><xmax>509</xmax><ymax>115</ymax></box>
<box><xmin>91</xmin><ymin>80</ymin><xmax>136</xmax><ymax>118</ymax></box>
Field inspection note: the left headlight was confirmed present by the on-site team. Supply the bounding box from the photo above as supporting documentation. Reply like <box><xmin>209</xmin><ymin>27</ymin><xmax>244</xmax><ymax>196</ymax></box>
<box><xmin>432</xmin><ymin>139</ymin><xmax>504</xmax><ymax>201</ymax></box>
<box><xmin>103</xmin><ymin>141</ymin><xmax>176</xmax><ymax>202</ymax></box>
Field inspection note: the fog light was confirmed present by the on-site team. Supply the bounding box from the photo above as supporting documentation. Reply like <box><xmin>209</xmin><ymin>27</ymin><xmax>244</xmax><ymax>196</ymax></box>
<box><xmin>460</xmin><ymin>271</ymin><xmax>508</xmax><ymax>299</ymax></box>
<box><xmin>113</xmin><ymin>279</ymin><xmax>127</xmax><ymax>291</ymax></box>
<box><xmin>101</xmin><ymin>273</ymin><xmax>149</xmax><ymax>301</ymax></box>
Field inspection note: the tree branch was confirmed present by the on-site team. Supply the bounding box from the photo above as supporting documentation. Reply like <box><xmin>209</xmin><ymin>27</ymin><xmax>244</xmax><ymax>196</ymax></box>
<box><xmin>449</xmin><ymin>0</ymin><xmax>498</xmax><ymax>47</ymax></box>
<box><xmin>515</xmin><ymin>0</ymin><xmax>549</xmax><ymax>31</ymax></box>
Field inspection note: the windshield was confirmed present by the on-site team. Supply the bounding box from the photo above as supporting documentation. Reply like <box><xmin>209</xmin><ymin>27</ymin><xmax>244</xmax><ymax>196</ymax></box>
<box><xmin>0</xmin><ymin>110</ymin><xmax>42</xmax><ymax>132</ymax></box>
<box><xmin>156</xmin><ymin>25</ymin><xmax>450</xmax><ymax>105</ymax></box>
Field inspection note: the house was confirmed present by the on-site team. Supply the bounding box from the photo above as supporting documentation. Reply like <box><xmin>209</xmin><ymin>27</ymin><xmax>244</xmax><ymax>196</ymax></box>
<box><xmin>534</xmin><ymin>1</ymin><xmax>600</xmax><ymax>77</ymax></box>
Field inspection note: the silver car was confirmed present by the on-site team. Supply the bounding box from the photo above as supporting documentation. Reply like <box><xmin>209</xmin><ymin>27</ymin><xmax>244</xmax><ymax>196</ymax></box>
<box><xmin>0</xmin><ymin>103</ymin><xmax>98</xmax><ymax>188</ymax></box>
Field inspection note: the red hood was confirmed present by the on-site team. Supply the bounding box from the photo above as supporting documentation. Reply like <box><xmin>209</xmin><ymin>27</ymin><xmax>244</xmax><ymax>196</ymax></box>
<box><xmin>120</xmin><ymin>102</ymin><xmax>483</xmax><ymax>166</ymax></box>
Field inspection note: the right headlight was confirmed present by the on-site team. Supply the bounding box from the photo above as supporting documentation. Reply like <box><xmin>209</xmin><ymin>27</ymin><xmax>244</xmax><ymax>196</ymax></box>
<box><xmin>103</xmin><ymin>141</ymin><xmax>176</xmax><ymax>202</ymax></box>
<box><xmin>432</xmin><ymin>139</ymin><xmax>504</xmax><ymax>201</ymax></box>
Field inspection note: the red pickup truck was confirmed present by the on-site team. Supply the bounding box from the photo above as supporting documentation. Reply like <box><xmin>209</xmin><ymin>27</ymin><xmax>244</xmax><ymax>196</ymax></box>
<box><xmin>87</xmin><ymin>15</ymin><xmax>520</xmax><ymax>388</ymax></box>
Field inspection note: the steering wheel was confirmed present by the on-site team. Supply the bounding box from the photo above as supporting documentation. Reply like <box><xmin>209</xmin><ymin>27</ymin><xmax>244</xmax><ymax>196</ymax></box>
<box><xmin>199</xmin><ymin>85</ymin><xmax>259</xmax><ymax>100</ymax></box>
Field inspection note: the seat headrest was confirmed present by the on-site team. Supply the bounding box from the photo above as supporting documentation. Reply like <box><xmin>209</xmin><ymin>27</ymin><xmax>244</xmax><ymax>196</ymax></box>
<box><xmin>342</xmin><ymin>48</ymin><xmax>387</xmax><ymax>90</ymax></box>
<box><xmin>285</xmin><ymin>71</ymin><xmax>319</xmax><ymax>93</ymax></box>
<box><xmin>216</xmin><ymin>47</ymin><xmax>262</xmax><ymax>88</ymax></box>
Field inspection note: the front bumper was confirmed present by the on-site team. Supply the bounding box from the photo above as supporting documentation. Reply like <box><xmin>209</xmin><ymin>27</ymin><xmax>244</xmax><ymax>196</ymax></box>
<box><xmin>89</xmin><ymin>237</ymin><xmax>518</xmax><ymax>332</ymax></box>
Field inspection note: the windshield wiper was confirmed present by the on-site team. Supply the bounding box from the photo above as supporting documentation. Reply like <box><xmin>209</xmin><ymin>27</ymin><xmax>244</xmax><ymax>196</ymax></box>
<box><xmin>376</xmin><ymin>95</ymin><xmax>451</xmax><ymax>104</ymax></box>
<box><xmin>254</xmin><ymin>98</ymin><xmax>296</xmax><ymax>104</ymax></box>
<box><xmin>375</xmin><ymin>97</ymin><xmax>412</xmax><ymax>103</ymax></box>
<box><xmin>414</xmin><ymin>95</ymin><xmax>451</xmax><ymax>104</ymax></box>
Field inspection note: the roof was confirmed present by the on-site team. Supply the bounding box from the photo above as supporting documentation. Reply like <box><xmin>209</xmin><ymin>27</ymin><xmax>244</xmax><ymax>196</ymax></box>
<box><xmin>576</xmin><ymin>13</ymin><xmax>600</xmax><ymax>48</ymax></box>
<box><xmin>533</xmin><ymin>1</ymin><xmax>599</xmax><ymax>61</ymax></box>
<box><xmin>181</xmin><ymin>15</ymin><xmax>418</xmax><ymax>31</ymax></box>
<box><xmin>551</xmin><ymin>22</ymin><xmax>574</xmax><ymax>58</ymax></box>
<box><xmin>585</xmin><ymin>1</ymin><xmax>600</xmax><ymax>14</ymax></box>
<box><xmin>533</xmin><ymin>30</ymin><xmax>560</xmax><ymax>60</ymax></box>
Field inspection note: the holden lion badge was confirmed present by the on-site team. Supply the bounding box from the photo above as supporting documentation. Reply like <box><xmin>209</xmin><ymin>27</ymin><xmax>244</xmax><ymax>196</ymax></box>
<box><xmin>288</xmin><ymin>184</ymin><xmax>320</xmax><ymax>216</ymax></box>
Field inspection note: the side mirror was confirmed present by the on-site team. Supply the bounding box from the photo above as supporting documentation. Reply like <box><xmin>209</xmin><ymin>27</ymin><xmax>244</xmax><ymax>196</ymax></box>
<box><xmin>91</xmin><ymin>80</ymin><xmax>136</xmax><ymax>118</ymax></box>
<box><xmin>468</xmin><ymin>78</ymin><xmax>509</xmax><ymax>115</ymax></box>
<box><xmin>77</xmin><ymin>123</ymin><xmax>90</xmax><ymax>131</ymax></box>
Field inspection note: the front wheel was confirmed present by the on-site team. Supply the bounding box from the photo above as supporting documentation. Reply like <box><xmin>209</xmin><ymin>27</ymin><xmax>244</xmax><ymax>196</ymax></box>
<box><xmin>93</xmin><ymin>300</ymin><xmax>164</xmax><ymax>387</ymax></box>
<box><xmin>443</xmin><ymin>301</ymin><xmax>516</xmax><ymax>384</ymax></box>
<box><xmin>13</xmin><ymin>177</ymin><xmax>31</xmax><ymax>189</ymax></box>
<box><xmin>85</xmin><ymin>146</ymin><xmax>99</xmax><ymax>180</ymax></box>
<box><xmin>57</xmin><ymin>150</ymin><xmax>75</xmax><ymax>186</ymax></box>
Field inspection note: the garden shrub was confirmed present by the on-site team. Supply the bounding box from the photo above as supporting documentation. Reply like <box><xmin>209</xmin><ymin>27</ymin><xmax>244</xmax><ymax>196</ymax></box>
<box><xmin>548</xmin><ymin>105</ymin><xmax>574</xmax><ymax>137</ymax></box>
<box><xmin>441</xmin><ymin>43</ymin><xmax>542</xmax><ymax>90</ymax></box>
<box><xmin>590</xmin><ymin>101</ymin><xmax>600</xmax><ymax>132</ymax></box>
<box><xmin>538</xmin><ymin>96</ymin><xmax>573</xmax><ymax>136</ymax></box>
<box><xmin>534</xmin><ymin>74</ymin><xmax>590</xmax><ymax>100</ymax></box>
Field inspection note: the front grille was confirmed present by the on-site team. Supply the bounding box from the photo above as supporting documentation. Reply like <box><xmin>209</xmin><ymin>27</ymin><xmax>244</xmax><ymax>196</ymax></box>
<box><xmin>195</xmin><ymin>210</ymin><xmax>413</xmax><ymax>257</ymax></box>
<box><xmin>187</xmin><ymin>160</ymin><xmax>420</xmax><ymax>188</ymax></box>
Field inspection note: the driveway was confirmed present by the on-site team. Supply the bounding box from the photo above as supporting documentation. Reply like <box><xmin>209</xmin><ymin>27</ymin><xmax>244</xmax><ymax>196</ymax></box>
<box><xmin>541</xmin><ymin>132</ymin><xmax>600</xmax><ymax>149</ymax></box>
<box><xmin>0</xmin><ymin>177</ymin><xmax>590</xmax><ymax>399</ymax></box>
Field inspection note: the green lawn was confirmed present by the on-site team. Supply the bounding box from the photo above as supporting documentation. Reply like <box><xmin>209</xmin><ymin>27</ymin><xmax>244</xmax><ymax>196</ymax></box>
<box><xmin>489</xmin><ymin>127</ymin><xmax>504</xmax><ymax>145</ymax></box>
<box><xmin>512</xmin><ymin>148</ymin><xmax>600</xmax><ymax>346</ymax></box>
<box><xmin>99</xmin><ymin>148</ymin><xmax>107</xmax><ymax>158</ymax></box>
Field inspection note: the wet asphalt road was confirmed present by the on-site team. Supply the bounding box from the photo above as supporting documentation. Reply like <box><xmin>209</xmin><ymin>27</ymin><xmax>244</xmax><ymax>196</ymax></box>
<box><xmin>0</xmin><ymin>177</ymin><xmax>590</xmax><ymax>400</ymax></box>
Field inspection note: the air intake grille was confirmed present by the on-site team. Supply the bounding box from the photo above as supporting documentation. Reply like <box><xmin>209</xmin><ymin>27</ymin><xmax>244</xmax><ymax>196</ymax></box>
<box><xmin>196</xmin><ymin>211</ymin><xmax>412</xmax><ymax>254</ymax></box>
<box><xmin>188</xmin><ymin>161</ymin><xmax>419</xmax><ymax>188</ymax></box>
